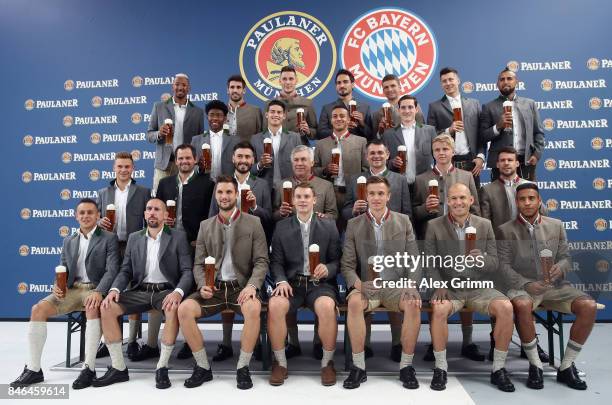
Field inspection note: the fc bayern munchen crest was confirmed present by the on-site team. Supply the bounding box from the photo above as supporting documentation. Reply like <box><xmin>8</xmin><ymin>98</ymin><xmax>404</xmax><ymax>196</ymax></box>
<box><xmin>239</xmin><ymin>11</ymin><xmax>337</xmax><ymax>101</ymax></box>
<box><xmin>341</xmin><ymin>8</ymin><xmax>437</xmax><ymax>101</ymax></box>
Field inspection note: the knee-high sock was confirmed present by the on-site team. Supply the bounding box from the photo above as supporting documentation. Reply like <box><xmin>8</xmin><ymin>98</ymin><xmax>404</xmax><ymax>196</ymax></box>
<box><xmin>559</xmin><ymin>339</ymin><xmax>583</xmax><ymax>371</ymax></box>
<box><xmin>84</xmin><ymin>319</ymin><xmax>101</xmax><ymax>371</ymax></box>
<box><xmin>107</xmin><ymin>341</ymin><xmax>126</xmax><ymax>371</ymax></box>
<box><xmin>27</xmin><ymin>321</ymin><xmax>47</xmax><ymax>372</ymax></box>
<box><xmin>156</xmin><ymin>343</ymin><xmax>174</xmax><ymax>369</ymax></box>
<box><xmin>146</xmin><ymin>312</ymin><xmax>162</xmax><ymax>348</ymax></box>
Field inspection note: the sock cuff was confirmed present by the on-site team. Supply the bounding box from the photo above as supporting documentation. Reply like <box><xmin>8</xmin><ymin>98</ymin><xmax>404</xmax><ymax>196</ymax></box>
<box><xmin>567</xmin><ymin>339</ymin><xmax>583</xmax><ymax>352</ymax></box>
<box><xmin>522</xmin><ymin>338</ymin><xmax>538</xmax><ymax>349</ymax></box>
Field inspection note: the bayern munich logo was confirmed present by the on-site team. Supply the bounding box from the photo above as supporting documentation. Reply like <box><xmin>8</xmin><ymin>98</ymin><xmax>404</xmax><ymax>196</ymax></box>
<box><xmin>239</xmin><ymin>11</ymin><xmax>337</xmax><ymax>102</ymax></box>
<box><xmin>341</xmin><ymin>8</ymin><xmax>437</xmax><ymax>100</ymax></box>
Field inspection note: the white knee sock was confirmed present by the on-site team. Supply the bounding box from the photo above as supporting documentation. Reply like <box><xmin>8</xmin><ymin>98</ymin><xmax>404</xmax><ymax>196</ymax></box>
<box><xmin>27</xmin><ymin>321</ymin><xmax>47</xmax><ymax>372</ymax></box>
<box><xmin>128</xmin><ymin>319</ymin><xmax>138</xmax><ymax>343</ymax></box>
<box><xmin>321</xmin><ymin>349</ymin><xmax>335</xmax><ymax>368</ymax></box>
<box><xmin>237</xmin><ymin>350</ymin><xmax>253</xmax><ymax>369</ymax></box>
<box><xmin>192</xmin><ymin>348</ymin><xmax>210</xmax><ymax>370</ymax></box>
<box><xmin>273</xmin><ymin>349</ymin><xmax>287</xmax><ymax>368</ymax></box>
<box><xmin>107</xmin><ymin>341</ymin><xmax>126</xmax><ymax>371</ymax></box>
<box><xmin>400</xmin><ymin>352</ymin><xmax>414</xmax><ymax>369</ymax></box>
<box><xmin>433</xmin><ymin>349</ymin><xmax>448</xmax><ymax>371</ymax></box>
<box><xmin>352</xmin><ymin>351</ymin><xmax>365</xmax><ymax>370</ymax></box>
<box><xmin>156</xmin><ymin>343</ymin><xmax>174</xmax><ymax>369</ymax></box>
<box><xmin>521</xmin><ymin>338</ymin><xmax>543</xmax><ymax>369</ymax></box>
<box><xmin>84</xmin><ymin>319</ymin><xmax>101</xmax><ymax>371</ymax></box>
<box><xmin>559</xmin><ymin>339</ymin><xmax>583</xmax><ymax>371</ymax></box>
<box><xmin>492</xmin><ymin>349</ymin><xmax>508</xmax><ymax>372</ymax></box>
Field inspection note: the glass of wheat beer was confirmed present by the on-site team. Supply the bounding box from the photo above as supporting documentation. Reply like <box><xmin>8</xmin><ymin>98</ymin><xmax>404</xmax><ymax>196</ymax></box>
<box><xmin>240</xmin><ymin>184</ymin><xmax>251</xmax><ymax>212</ymax></box>
<box><xmin>348</xmin><ymin>100</ymin><xmax>357</xmax><ymax>124</ymax></box>
<box><xmin>428</xmin><ymin>179</ymin><xmax>439</xmax><ymax>213</ymax></box>
<box><xmin>106</xmin><ymin>204</ymin><xmax>116</xmax><ymax>231</ymax></box>
<box><xmin>201</xmin><ymin>143</ymin><xmax>211</xmax><ymax>173</ymax></box>
<box><xmin>204</xmin><ymin>256</ymin><xmax>216</xmax><ymax>288</ymax></box>
<box><xmin>356</xmin><ymin>176</ymin><xmax>367</xmax><ymax>201</ymax></box>
<box><xmin>502</xmin><ymin>101</ymin><xmax>513</xmax><ymax>129</ymax></box>
<box><xmin>397</xmin><ymin>145</ymin><xmax>407</xmax><ymax>174</ymax></box>
<box><xmin>540</xmin><ymin>249</ymin><xmax>553</xmax><ymax>286</ymax></box>
<box><xmin>331</xmin><ymin>148</ymin><xmax>340</xmax><ymax>177</ymax></box>
<box><xmin>453</xmin><ymin>106</ymin><xmax>462</xmax><ymax>122</ymax></box>
<box><xmin>55</xmin><ymin>265</ymin><xmax>67</xmax><ymax>297</ymax></box>
<box><xmin>308</xmin><ymin>244</ymin><xmax>320</xmax><ymax>280</ymax></box>
<box><xmin>263</xmin><ymin>138</ymin><xmax>273</xmax><ymax>168</ymax></box>
<box><xmin>223</xmin><ymin>123</ymin><xmax>230</xmax><ymax>135</ymax></box>
<box><xmin>296</xmin><ymin>108</ymin><xmax>305</xmax><ymax>127</ymax></box>
<box><xmin>166</xmin><ymin>200</ymin><xmax>176</xmax><ymax>225</ymax></box>
<box><xmin>164</xmin><ymin>118</ymin><xmax>174</xmax><ymax>145</ymax></box>
<box><xmin>282</xmin><ymin>181</ymin><xmax>293</xmax><ymax>207</ymax></box>
<box><xmin>465</xmin><ymin>226</ymin><xmax>477</xmax><ymax>254</ymax></box>
<box><xmin>382</xmin><ymin>102</ymin><xmax>392</xmax><ymax>127</ymax></box>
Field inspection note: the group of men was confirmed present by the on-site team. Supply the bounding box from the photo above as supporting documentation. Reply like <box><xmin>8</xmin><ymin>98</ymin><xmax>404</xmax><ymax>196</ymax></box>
<box><xmin>11</xmin><ymin>65</ymin><xmax>596</xmax><ymax>393</ymax></box>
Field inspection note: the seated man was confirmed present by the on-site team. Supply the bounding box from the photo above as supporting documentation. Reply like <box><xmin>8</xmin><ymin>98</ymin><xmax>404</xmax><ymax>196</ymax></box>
<box><xmin>10</xmin><ymin>199</ymin><xmax>119</xmax><ymax>390</ymax></box>
<box><xmin>341</xmin><ymin>176</ymin><xmax>422</xmax><ymax>390</ymax></box>
<box><xmin>268</xmin><ymin>182</ymin><xmax>340</xmax><ymax>386</ymax></box>
<box><xmin>425</xmin><ymin>183</ymin><xmax>515</xmax><ymax>392</ymax></box>
<box><xmin>177</xmin><ymin>175</ymin><xmax>268</xmax><ymax>390</ymax></box>
<box><xmin>94</xmin><ymin>198</ymin><xmax>193</xmax><ymax>389</ymax></box>
<box><xmin>499</xmin><ymin>183</ymin><xmax>596</xmax><ymax>390</ymax></box>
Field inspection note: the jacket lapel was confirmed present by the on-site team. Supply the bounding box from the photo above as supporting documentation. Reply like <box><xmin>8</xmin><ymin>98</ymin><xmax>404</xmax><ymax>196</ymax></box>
<box><xmin>85</xmin><ymin>227</ymin><xmax>102</xmax><ymax>261</ymax></box>
<box><xmin>69</xmin><ymin>234</ymin><xmax>79</xmax><ymax>274</ymax></box>
<box><xmin>164</xmin><ymin>101</ymin><xmax>175</xmax><ymax>121</ymax></box>
<box><xmin>441</xmin><ymin>96</ymin><xmax>452</xmax><ymax>114</ymax></box>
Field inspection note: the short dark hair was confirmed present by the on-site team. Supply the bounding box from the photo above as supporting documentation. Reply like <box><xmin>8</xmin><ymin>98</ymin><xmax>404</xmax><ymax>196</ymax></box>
<box><xmin>336</xmin><ymin>69</ymin><xmax>355</xmax><ymax>83</ymax></box>
<box><xmin>382</xmin><ymin>74</ymin><xmax>399</xmax><ymax>83</ymax></box>
<box><xmin>205</xmin><ymin>100</ymin><xmax>228</xmax><ymax>115</ymax></box>
<box><xmin>366</xmin><ymin>139</ymin><xmax>387</xmax><ymax>149</ymax></box>
<box><xmin>516</xmin><ymin>182</ymin><xmax>539</xmax><ymax>196</ymax></box>
<box><xmin>499</xmin><ymin>66</ymin><xmax>516</xmax><ymax>79</ymax></box>
<box><xmin>331</xmin><ymin>103</ymin><xmax>349</xmax><ymax>113</ymax></box>
<box><xmin>398</xmin><ymin>94</ymin><xmax>418</xmax><ymax>108</ymax></box>
<box><xmin>294</xmin><ymin>181</ymin><xmax>315</xmax><ymax>196</ymax></box>
<box><xmin>114</xmin><ymin>151</ymin><xmax>133</xmax><ymax>162</ymax></box>
<box><xmin>77</xmin><ymin>198</ymin><xmax>98</xmax><ymax>211</ymax></box>
<box><xmin>227</xmin><ymin>74</ymin><xmax>246</xmax><ymax>87</ymax></box>
<box><xmin>216</xmin><ymin>174</ymin><xmax>238</xmax><ymax>191</ymax></box>
<box><xmin>280</xmin><ymin>66</ymin><xmax>296</xmax><ymax>75</ymax></box>
<box><xmin>267</xmin><ymin>99</ymin><xmax>286</xmax><ymax>112</ymax></box>
<box><xmin>439</xmin><ymin>67</ymin><xmax>459</xmax><ymax>77</ymax></box>
<box><xmin>497</xmin><ymin>146</ymin><xmax>519</xmax><ymax>161</ymax></box>
<box><xmin>147</xmin><ymin>197</ymin><xmax>167</xmax><ymax>209</ymax></box>
<box><xmin>233</xmin><ymin>141</ymin><xmax>256</xmax><ymax>156</ymax></box>
<box><xmin>175</xmin><ymin>144</ymin><xmax>196</xmax><ymax>159</ymax></box>
<box><xmin>366</xmin><ymin>175</ymin><xmax>390</xmax><ymax>190</ymax></box>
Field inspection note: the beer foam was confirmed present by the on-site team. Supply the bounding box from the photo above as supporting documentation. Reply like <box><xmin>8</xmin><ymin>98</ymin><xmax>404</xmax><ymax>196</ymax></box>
<box><xmin>540</xmin><ymin>249</ymin><xmax>553</xmax><ymax>257</ymax></box>
<box><xmin>428</xmin><ymin>179</ymin><xmax>438</xmax><ymax>187</ymax></box>
<box><xmin>202</xmin><ymin>143</ymin><xmax>210</xmax><ymax>149</ymax></box>
<box><xmin>331</xmin><ymin>148</ymin><xmax>340</xmax><ymax>154</ymax></box>
<box><xmin>465</xmin><ymin>226</ymin><xmax>477</xmax><ymax>234</ymax></box>
<box><xmin>397</xmin><ymin>145</ymin><xmax>407</xmax><ymax>151</ymax></box>
<box><xmin>309</xmin><ymin>244</ymin><xmax>319</xmax><ymax>252</ymax></box>
<box><xmin>502</xmin><ymin>101</ymin><xmax>513</xmax><ymax>108</ymax></box>
<box><xmin>283</xmin><ymin>181</ymin><xmax>293</xmax><ymax>189</ymax></box>
<box><xmin>55</xmin><ymin>265</ymin><xmax>67</xmax><ymax>273</ymax></box>
<box><xmin>166</xmin><ymin>200</ymin><xmax>176</xmax><ymax>207</ymax></box>
<box><xmin>164</xmin><ymin>118</ymin><xmax>173</xmax><ymax>125</ymax></box>
<box><xmin>349</xmin><ymin>100</ymin><xmax>357</xmax><ymax>106</ymax></box>
<box><xmin>357</xmin><ymin>176</ymin><xmax>367</xmax><ymax>184</ymax></box>
<box><xmin>106</xmin><ymin>203</ymin><xmax>115</xmax><ymax>210</ymax></box>
<box><xmin>242</xmin><ymin>184</ymin><xmax>251</xmax><ymax>190</ymax></box>
<box><xmin>382</xmin><ymin>102</ymin><xmax>391</xmax><ymax>108</ymax></box>
<box><xmin>263</xmin><ymin>137</ymin><xmax>272</xmax><ymax>144</ymax></box>
<box><xmin>223</xmin><ymin>123</ymin><xmax>229</xmax><ymax>130</ymax></box>
<box><xmin>204</xmin><ymin>256</ymin><xmax>216</xmax><ymax>265</ymax></box>
<box><xmin>296</xmin><ymin>108</ymin><xmax>305</xmax><ymax>113</ymax></box>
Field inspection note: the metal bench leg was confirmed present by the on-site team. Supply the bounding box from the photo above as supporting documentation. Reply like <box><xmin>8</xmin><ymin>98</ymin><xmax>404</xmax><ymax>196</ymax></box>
<box><xmin>66</xmin><ymin>315</ymin><xmax>73</xmax><ymax>367</ymax></box>
<box><xmin>261</xmin><ymin>311</ymin><xmax>270</xmax><ymax>371</ymax></box>
<box><xmin>546</xmin><ymin>310</ymin><xmax>555</xmax><ymax>367</ymax></box>
<box><xmin>557</xmin><ymin>312</ymin><xmax>565</xmax><ymax>362</ymax></box>
<box><xmin>79</xmin><ymin>314</ymin><xmax>87</xmax><ymax>362</ymax></box>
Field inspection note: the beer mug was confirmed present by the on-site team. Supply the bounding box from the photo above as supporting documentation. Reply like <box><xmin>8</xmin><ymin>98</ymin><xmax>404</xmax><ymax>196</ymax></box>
<box><xmin>282</xmin><ymin>181</ymin><xmax>293</xmax><ymax>207</ymax></box>
<box><xmin>428</xmin><ymin>179</ymin><xmax>439</xmax><ymax>213</ymax></box>
<box><xmin>240</xmin><ymin>184</ymin><xmax>251</xmax><ymax>213</ymax></box>
<box><xmin>382</xmin><ymin>102</ymin><xmax>392</xmax><ymax>127</ymax></box>
<box><xmin>166</xmin><ymin>200</ymin><xmax>176</xmax><ymax>224</ymax></box>
<box><xmin>201</xmin><ymin>143</ymin><xmax>211</xmax><ymax>173</ymax></box>
<box><xmin>55</xmin><ymin>265</ymin><xmax>67</xmax><ymax>297</ymax></box>
<box><xmin>106</xmin><ymin>204</ymin><xmax>116</xmax><ymax>231</ymax></box>
<box><xmin>223</xmin><ymin>123</ymin><xmax>230</xmax><ymax>135</ymax></box>
<box><xmin>204</xmin><ymin>256</ymin><xmax>216</xmax><ymax>289</ymax></box>
<box><xmin>452</xmin><ymin>107</ymin><xmax>462</xmax><ymax>122</ymax></box>
<box><xmin>356</xmin><ymin>176</ymin><xmax>367</xmax><ymax>201</ymax></box>
<box><xmin>540</xmin><ymin>249</ymin><xmax>553</xmax><ymax>286</ymax></box>
<box><xmin>331</xmin><ymin>148</ymin><xmax>341</xmax><ymax>177</ymax></box>
<box><xmin>263</xmin><ymin>138</ymin><xmax>273</xmax><ymax>168</ymax></box>
<box><xmin>465</xmin><ymin>226</ymin><xmax>477</xmax><ymax>255</ymax></box>
<box><xmin>164</xmin><ymin>118</ymin><xmax>174</xmax><ymax>145</ymax></box>
<box><xmin>348</xmin><ymin>100</ymin><xmax>357</xmax><ymax>124</ymax></box>
<box><xmin>308</xmin><ymin>244</ymin><xmax>320</xmax><ymax>278</ymax></box>
<box><xmin>296</xmin><ymin>108</ymin><xmax>305</xmax><ymax>127</ymax></box>
<box><xmin>397</xmin><ymin>145</ymin><xmax>407</xmax><ymax>174</ymax></box>
<box><xmin>502</xmin><ymin>101</ymin><xmax>513</xmax><ymax>129</ymax></box>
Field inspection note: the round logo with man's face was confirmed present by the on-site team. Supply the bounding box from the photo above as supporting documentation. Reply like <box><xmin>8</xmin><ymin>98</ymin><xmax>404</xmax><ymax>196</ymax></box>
<box><xmin>23</xmin><ymin>135</ymin><xmax>34</xmax><ymax>147</ymax></box>
<box><xmin>462</xmin><ymin>81</ymin><xmax>474</xmax><ymax>94</ymax></box>
<box><xmin>132</xmin><ymin>76</ymin><xmax>143</xmax><ymax>88</ymax></box>
<box><xmin>64</xmin><ymin>80</ymin><xmax>74</xmax><ymax>91</ymax></box>
<box><xmin>593</xmin><ymin>177</ymin><xmax>606</xmax><ymax>190</ymax></box>
<box><xmin>239</xmin><ymin>11</ymin><xmax>336</xmax><ymax>101</ymax></box>
<box><xmin>340</xmin><ymin>8</ymin><xmax>437</xmax><ymax>100</ymax></box>
<box><xmin>18</xmin><ymin>282</ymin><xmax>28</xmax><ymax>294</ymax></box>
<box><xmin>90</xmin><ymin>132</ymin><xmax>101</xmax><ymax>144</ymax></box>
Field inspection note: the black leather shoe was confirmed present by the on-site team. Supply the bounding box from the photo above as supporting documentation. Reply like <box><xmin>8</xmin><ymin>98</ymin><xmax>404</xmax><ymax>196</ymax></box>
<box><xmin>423</xmin><ymin>344</ymin><xmax>434</xmax><ymax>361</ymax></box>
<box><xmin>184</xmin><ymin>365</ymin><xmax>213</xmax><ymax>388</ymax></box>
<box><xmin>343</xmin><ymin>365</ymin><xmax>367</xmax><ymax>389</ymax></box>
<box><xmin>313</xmin><ymin>343</ymin><xmax>323</xmax><ymax>360</ymax></box>
<box><xmin>461</xmin><ymin>343</ymin><xmax>485</xmax><ymax>362</ymax></box>
<box><xmin>236</xmin><ymin>366</ymin><xmax>253</xmax><ymax>390</ymax></box>
<box><xmin>430</xmin><ymin>368</ymin><xmax>447</xmax><ymax>391</ymax></box>
<box><xmin>155</xmin><ymin>367</ymin><xmax>171</xmax><ymax>389</ymax></box>
<box><xmin>491</xmin><ymin>368</ymin><xmax>515</xmax><ymax>392</ymax></box>
<box><xmin>285</xmin><ymin>344</ymin><xmax>302</xmax><ymax>359</ymax></box>
<box><xmin>72</xmin><ymin>367</ymin><xmax>96</xmax><ymax>389</ymax></box>
<box><xmin>556</xmin><ymin>363</ymin><xmax>587</xmax><ymax>390</ymax></box>
<box><xmin>176</xmin><ymin>342</ymin><xmax>192</xmax><ymax>360</ymax></box>
<box><xmin>488</xmin><ymin>332</ymin><xmax>495</xmax><ymax>361</ymax></box>
<box><xmin>10</xmin><ymin>366</ymin><xmax>44</xmax><ymax>387</ymax></box>
<box><xmin>364</xmin><ymin>346</ymin><xmax>374</xmax><ymax>359</ymax></box>
<box><xmin>126</xmin><ymin>341</ymin><xmax>140</xmax><ymax>361</ymax></box>
<box><xmin>399</xmin><ymin>366</ymin><xmax>419</xmax><ymax>389</ymax></box>
<box><xmin>212</xmin><ymin>344</ymin><xmax>234</xmax><ymax>362</ymax></box>
<box><xmin>96</xmin><ymin>342</ymin><xmax>109</xmax><ymax>359</ymax></box>
<box><xmin>527</xmin><ymin>364</ymin><xmax>544</xmax><ymax>389</ymax></box>
<box><xmin>389</xmin><ymin>344</ymin><xmax>402</xmax><ymax>362</ymax></box>
<box><xmin>91</xmin><ymin>367</ymin><xmax>129</xmax><ymax>387</ymax></box>
<box><xmin>131</xmin><ymin>344</ymin><xmax>160</xmax><ymax>362</ymax></box>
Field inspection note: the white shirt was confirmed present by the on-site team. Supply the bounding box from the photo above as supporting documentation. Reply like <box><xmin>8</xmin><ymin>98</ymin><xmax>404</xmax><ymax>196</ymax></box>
<box><xmin>210</xmin><ymin>129</ymin><xmax>224</xmax><ymax>179</ymax></box>
<box><xmin>227</xmin><ymin>103</ymin><xmax>239</xmax><ymax>136</ymax></box>
<box><xmin>297</xmin><ymin>214</ymin><xmax>312</xmax><ymax>275</ymax></box>
<box><xmin>400</xmin><ymin>123</ymin><xmax>417</xmax><ymax>184</ymax></box>
<box><xmin>269</xmin><ymin>127</ymin><xmax>283</xmax><ymax>184</ymax></box>
<box><xmin>219</xmin><ymin>208</ymin><xmax>239</xmax><ymax>281</ymax></box>
<box><xmin>172</xmin><ymin>97</ymin><xmax>187</xmax><ymax>149</ymax></box>
<box><xmin>492</xmin><ymin>96</ymin><xmax>525</xmax><ymax>155</ymax></box>
<box><xmin>143</xmin><ymin>230</ymin><xmax>168</xmax><ymax>284</ymax></box>
<box><xmin>76</xmin><ymin>227</ymin><xmax>96</xmax><ymax>283</ymax></box>
<box><xmin>113</xmin><ymin>180</ymin><xmax>131</xmax><ymax>241</ymax></box>
<box><xmin>176</xmin><ymin>170</ymin><xmax>196</xmax><ymax>231</ymax></box>
<box><xmin>447</xmin><ymin>95</ymin><xmax>470</xmax><ymax>156</ymax></box>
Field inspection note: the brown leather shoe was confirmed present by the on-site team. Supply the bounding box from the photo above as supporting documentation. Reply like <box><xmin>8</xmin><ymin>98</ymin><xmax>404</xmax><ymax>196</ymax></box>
<box><xmin>269</xmin><ymin>361</ymin><xmax>288</xmax><ymax>386</ymax></box>
<box><xmin>321</xmin><ymin>360</ymin><xmax>337</xmax><ymax>386</ymax></box>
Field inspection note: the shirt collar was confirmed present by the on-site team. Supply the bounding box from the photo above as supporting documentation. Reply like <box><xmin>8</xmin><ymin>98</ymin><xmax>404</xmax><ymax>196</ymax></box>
<box><xmin>293</xmin><ymin>174</ymin><xmax>315</xmax><ymax>183</ymax></box>
<box><xmin>79</xmin><ymin>226</ymin><xmax>97</xmax><ymax>240</ymax></box>
<box><xmin>446</xmin><ymin>94</ymin><xmax>461</xmax><ymax>103</ymax></box>
<box><xmin>366</xmin><ymin>208</ymin><xmax>390</xmax><ymax>226</ymax></box>
<box><xmin>297</xmin><ymin>212</ymin><xmax>314</xmax><ymax>227</ymax></box>
<box><xmin>210</xmin><ymin>128</ymin><xmax>224</xmax><ymax>137</ymax></box>
<box><xmin>369</xmin><ymin>167</ymin><xmax>388</xmax><ymax>177</ymax></box>
<box><xmin>268</xmin><ymin>127</ymin><xmax>283</xmax><ymax>137</ymax></box>
<box><xmin>498</xmin><ymin>175</ymin><xmax>521</xmax><ymax>186</ymax></box>
<box><xmin>432</xmin><ymin>165</ymin><xmax>455</xmax><ymax>176</ymax></box>
<box><xmin>448</xmin><ymin>212</ymin><xmax>471</xmax><ymax>229</ymax></box>
<box><xmin>146</xmin><ymin>227</ymin><xmax>163</xmax><ymax>241</ymax></box>
<box><xmin>172</xmin><ymin>96</ymin><xmax>188</xmax><ymax>107</ymax></box>
<box><xmin>228</xmin><ymin>100</ymin><xmax>246</xmax><ymax>113</ymax></box>
<box><xmin>114</xmin><ymin>179</ymin><xmax>132</xmax><ymax>191</ymax></box>
<box><xmin>234</xmin><ymin>172</ymin><xmax>252</xmax><ymax>186</ymax></box>
<box><xmin>401</xmin><ymin>122</ymin><xmax>416</xmax><ymax>130</ymax></box>
<box><xmin>332</xmin><ymin>131</ymin><xmax>350</xmax><ymax>142</ymax></box>
<box><xmin>178</xmin><ymin>170</ymin><xmax>196</xmax><ymax>185</ymax></box>
<box><xmin>217</xmin><ymin>207</ymin><xmax>240</xmax><ymax>225</ymax></box>
<box><xmin>517</xmin><ymin>213</ymin><xmax>542</xmax><ymax>227</ymax></box>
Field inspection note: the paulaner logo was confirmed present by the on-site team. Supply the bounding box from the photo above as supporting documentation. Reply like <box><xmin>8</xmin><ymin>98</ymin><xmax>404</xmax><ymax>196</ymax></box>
<box><xmin>23</xmin><ymin>135</ymin><xmax>34</xmax><ymax>147</ymax></box>
<box><xmin>131</xmin><ymin>112</ymin><xmax>142</xmax><ymax>124</ymax></box>
<box><xmin>20</xmin><ymin>208</ymin><xmax>31</xmax><ymax>220</ymax></box>
<box><xmin>462</xmin><ymin>82</ymin><xmax>474</xmax><ymax>94</ymax></box>
<box><xmin>541</xmin><ymin>79</ymin><xmax>553</xmax><ymax>91</ymax></box>
<box><xmin>132</xmin><ymin>76</ymin><xmax>143</xmax><ymax>87</ymax></box>
<box><xmin>543</xmin><ymin>118</ymin><xmax>555</xmax><ymax>131</ymax></box>
<box><xmin>593</xmin><ymin>178</ymin><xmax>606</xmax><ymax>190</ymax></box>
<box><xmin>544</xmin><ymin>158</ymin><xmax>557</xmax><ymax>171</ymax></box>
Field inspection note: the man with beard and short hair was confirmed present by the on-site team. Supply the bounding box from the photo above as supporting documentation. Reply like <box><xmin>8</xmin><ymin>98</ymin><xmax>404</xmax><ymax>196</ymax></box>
<box><xmin>226</xmin><ymin>75</ymin><xmax>263</xmax><ymax>142</ymax></box>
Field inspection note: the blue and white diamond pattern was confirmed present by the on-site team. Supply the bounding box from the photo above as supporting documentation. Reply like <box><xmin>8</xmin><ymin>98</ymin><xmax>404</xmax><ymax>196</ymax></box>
<box><xmin>361</xmin><ymin>28</ymin><xmax>416</xmax><ymax>80</ymax></box>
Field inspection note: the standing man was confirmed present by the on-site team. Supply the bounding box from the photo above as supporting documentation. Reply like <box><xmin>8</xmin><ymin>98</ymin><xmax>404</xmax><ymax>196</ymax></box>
<box><xmin>10</xmin><ymin>199</ymin><xmax>119</xmax><ymax>390</ymax></box>
<box><xmin>318</xmin><ymin>69</ymin><xmax>372</xmax><ymax>140</ymax></box>
<box><xmin>226</xmin><ymin>74</ymin><xmax>263</xmax><ymax>142</ymax></box>
<box><xmin>93</xmin><ymin>198</ymin><xmax>193</xmax><ymax>389</ymax></box>
<box><xmin>427</xmin><ymin>67</ymin><xmax>485</xmax><ymax>188</ymax></box>
<box><xmin>251</xmin><ymin>100</ymin><xmax>303</xmax><ymax>190</ymax></box>
<box><xmin>341</xmin><ymin>176</ymin><xmax>422</xmax><ymax>389</ymax></box>
<box><xmin>177</xmin><ymin>176</ymin><xmax>268</xmax><ymax>390</ymax></box>
<box><xmin>425</xmin><ymin>183</ymin><xmax>515</xmax><ymax>392</ymax></box>
<box><xmin>147</xmin><ymin>73</ymin><xmax>204</xmax><ymax>191</ymax></box>
<box><xmin>480</xmin><ymin>67</ymin><xmax>545</xmax><ymax>181</ymax></box>
<box><xmin>268</xmin><ymin>182</ymin><xmax>340</xmax><ymax>386</ymax></box>
<box><xmin>191</xmin><ymin>100</ymin><xmax>237</xmax><ymax>180</ymax></box>
<box><xmin>499</xmin><ymin>183</ymin><xmax>596</xmax><ymax>390</ymax></box>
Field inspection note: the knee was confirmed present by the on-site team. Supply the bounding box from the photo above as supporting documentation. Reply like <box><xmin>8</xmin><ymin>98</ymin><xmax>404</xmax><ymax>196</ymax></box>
<box><xmin>314</xmin><ymin>298</ymin><xmax>336</xmax><ymax>319</ymax></box>
<box><xmin>431</xmin><ymin>303</ymin><xmax>450</xmax><ymax>321</ymax></box>
<box><xmin>347</xmin><ymin>295</ymin><xmax>365</xmax><ymax>313</ymax></box>
<box><xmin>243</xmin><ymin>300</ymin><xmax>261</xmax><ymax>319</ymax></box>
<box><xmin>85</xmin><ymin>308</ymin><xmax>100</xmax><ymax>320</ymax></box>
<box><xmin>491</xmin><ymin>300</ymin><xmax>513</xmax><ymax>319</ymax></box>
<box><xmin>512</xmin><ymin>298</ymin><xmax>533</xmax><ymax>316</ymax></box>
<box><xmin>573</xmin><ymin>298</ymin><xmax>597</xmax><ymax>318</ymax></box>
<box><xmin>178</xmin><ymin>301</ymin><xmax>198</xmax><ymax>320</ymax></box>
<box><xmin>31</xmin><ymin>303</ymin><xmax>47</xmax><ymax>320</ymax></box>
<box><xmin>268</xmin><ymin>297</ymin><xmax>288</xmax><ymax>317</ymax></box>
